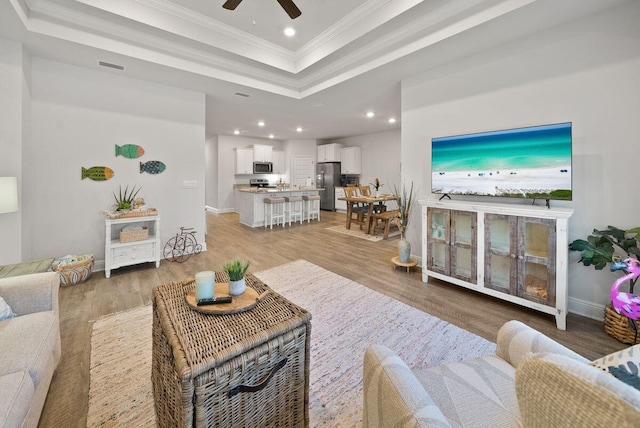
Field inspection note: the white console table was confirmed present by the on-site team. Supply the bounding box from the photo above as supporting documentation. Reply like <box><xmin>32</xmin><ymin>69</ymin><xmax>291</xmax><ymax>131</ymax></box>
<box><xmin>421</xmin><ymin>199</ymin><xmax>573</xmax><ymax>329</ymax></box>
<box><xmin>104</xmin><ymin>214</ymin><xmax>161</xmax><ymax>278</ymax></box>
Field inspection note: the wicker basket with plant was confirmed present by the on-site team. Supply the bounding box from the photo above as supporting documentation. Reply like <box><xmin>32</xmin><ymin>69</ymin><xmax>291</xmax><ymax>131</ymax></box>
<box><xmin>569</xmin><ymin>225</ymin><xmax>640</xmax><ymax>344</ymax></box>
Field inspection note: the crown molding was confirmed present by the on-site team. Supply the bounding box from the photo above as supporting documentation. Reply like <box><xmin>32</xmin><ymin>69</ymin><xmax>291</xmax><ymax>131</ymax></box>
<box><xmin>299</xmin><ymin>0</ymin><xmax>538</xmax><ymax>97</ymax></box>
<box><xmin>10</xmin><ymin>0</ymin><xmax>540</xmax><ymax>100</ymax></box>
<box><xmin>20</xmin><ymin>0</ymin><xmax>303</xmax><ymax>96</ymax></box>
<box><xmin>294</xmin><ymin>0</ymin><xmax>420</xmax><ymax>71</ymax></box>
<box><xmin>76</xmin><ymin>0</ymin><xmax>298</xmax><ymax>72</ymax></box>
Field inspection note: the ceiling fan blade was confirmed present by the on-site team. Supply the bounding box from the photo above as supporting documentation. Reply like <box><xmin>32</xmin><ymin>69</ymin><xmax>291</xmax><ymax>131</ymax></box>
<box><xmin>276</xmin><ymin>0</ymin><xmax>302</xmax><ymax>19</ymax></box>
<box><xmin>222</xmin><ymin>0</ymin><xmax>243</xmax><ymax>11</ymax></box>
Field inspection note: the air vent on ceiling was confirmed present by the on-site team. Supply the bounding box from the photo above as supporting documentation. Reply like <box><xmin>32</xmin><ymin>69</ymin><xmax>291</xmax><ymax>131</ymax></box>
<box><xmin>234</xmin><ymin>92</ymin><xmax>250</xmax><ymax>98</ymax></box>
<box><xmin>98</xmin><ymin>61</ymin><xmax>125</xmax><ymax>71</ymax></box>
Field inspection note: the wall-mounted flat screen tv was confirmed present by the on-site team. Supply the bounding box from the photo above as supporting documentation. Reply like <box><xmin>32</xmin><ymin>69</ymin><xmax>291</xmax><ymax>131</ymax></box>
<box><xmin>431</xmin><ymin>122</ymin><xmax>572</xmax><ymax>201</ymax></box>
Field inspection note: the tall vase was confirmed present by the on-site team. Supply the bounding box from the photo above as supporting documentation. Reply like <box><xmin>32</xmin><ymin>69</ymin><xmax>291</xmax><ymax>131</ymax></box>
<box><xmin>398</xmin><ymin>238</ymin><xmax>411</xmax><ymax>263</ymax></box>
<box><xmin>228</xmin><ymin>277</ymin><xmax>246</xmax><ymax>296</ymax></box>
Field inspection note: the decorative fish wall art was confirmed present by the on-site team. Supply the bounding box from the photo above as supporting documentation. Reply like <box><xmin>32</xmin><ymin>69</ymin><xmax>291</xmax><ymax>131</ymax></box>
<box><xmin>115</xmin><ymin>144</ymin><xmax>145</xmax><ymax>159</ymax></box>
<box><xmin>82</xmin><ymin>166</ymin><xmax>114</xmax><ymax>181</ymax></box>
<box><xmin>140</xmin><ymin>160</ymin><xmax>166</xmax><ymax>175</ymax></box>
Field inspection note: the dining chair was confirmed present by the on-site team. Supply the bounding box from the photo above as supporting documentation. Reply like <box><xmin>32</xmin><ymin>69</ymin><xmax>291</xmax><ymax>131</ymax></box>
<box><xmin>344</xmin><ymin>186</ymin><xmax>368</xmax><ymax>230</ymax></box>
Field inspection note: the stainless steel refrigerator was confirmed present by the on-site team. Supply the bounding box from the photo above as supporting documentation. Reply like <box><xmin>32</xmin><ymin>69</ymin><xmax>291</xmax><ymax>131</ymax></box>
<box><xmin>316</xmin><ymin>162</ymin><xmax>341</xmax><ymax>211</ymax></box>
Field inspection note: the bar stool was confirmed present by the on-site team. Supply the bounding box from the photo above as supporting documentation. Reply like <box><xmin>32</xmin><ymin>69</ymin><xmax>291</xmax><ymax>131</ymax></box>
<box><xmin>302</xmin><ymin>194</ymin><xmax>321</xmax><ymax>223</ymax></box>
<box><xmin>264</xmin><ymin>197</ymin><xmax>286</xmax><ymax>229</ymax></box>
<box><xmin>285</xmin><ymin>196</ymin><xmax>304</xmax><ymax>226</ymax></box>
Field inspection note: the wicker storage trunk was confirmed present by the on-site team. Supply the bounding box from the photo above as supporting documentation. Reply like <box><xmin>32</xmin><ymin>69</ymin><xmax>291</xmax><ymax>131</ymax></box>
<box><xmin>152</xmin><ymin>273</ymin><xmax>311</xmax><ymax>428</ymax></box>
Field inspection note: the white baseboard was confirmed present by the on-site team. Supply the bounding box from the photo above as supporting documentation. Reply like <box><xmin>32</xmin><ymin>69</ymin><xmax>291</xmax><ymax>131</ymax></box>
<box><xmin>568</xmin><ymin>296</ymin><xmax>605</xmax><ymax>321</ymax></box>
<box><xmin>205</xmin><ymin>206</ymin><xmax>235</xmax><ymax>214</ymax></box>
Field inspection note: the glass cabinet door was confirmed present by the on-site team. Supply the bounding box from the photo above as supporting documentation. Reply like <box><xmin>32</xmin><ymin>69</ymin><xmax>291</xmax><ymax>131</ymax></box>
<box><xmin>517</xmin><ymin>217</ymin><xmax>556</xmax><ymax>306</ymax></box>
<box><xmin>450</xmin><ymin>211</ymin><xmax>477</xmax><ymax>283</ymax></box>
<box><xmin>484</xmin><ymin>214</ymin><xmax>517</xmax><ymax>294</ymax></box>
<box><xmin>426</xmin><ymin>208</ymin><xmax>450</xmax><ymax>275</ymax></box>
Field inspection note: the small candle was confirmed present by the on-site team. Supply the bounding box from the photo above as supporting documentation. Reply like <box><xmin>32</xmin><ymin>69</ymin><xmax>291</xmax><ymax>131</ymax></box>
<box><xmin>195</xmin><ymin>271</ymin><xmax>215</xmax><ymax>300</ymax></box>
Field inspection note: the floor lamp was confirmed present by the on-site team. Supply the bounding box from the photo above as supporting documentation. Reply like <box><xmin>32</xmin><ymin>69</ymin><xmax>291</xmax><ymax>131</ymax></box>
<box><xmin>0</xmin><ymin>177</ymin><xmax>19</xmax><ymax>214</ymax></box>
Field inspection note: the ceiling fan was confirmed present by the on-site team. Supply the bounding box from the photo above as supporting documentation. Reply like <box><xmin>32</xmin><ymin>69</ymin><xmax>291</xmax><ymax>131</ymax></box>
<box><xmin>222</xmin><ymin>0</ymin><xmax>302</xmax><ymax>20</ymax></box>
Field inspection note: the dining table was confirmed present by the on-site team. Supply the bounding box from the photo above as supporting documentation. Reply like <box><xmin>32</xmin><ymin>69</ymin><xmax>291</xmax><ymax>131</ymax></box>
<box><xmin>338</xmin><ymin>193</ymin><xmax>397</xmax><ymax>234</ymax></box>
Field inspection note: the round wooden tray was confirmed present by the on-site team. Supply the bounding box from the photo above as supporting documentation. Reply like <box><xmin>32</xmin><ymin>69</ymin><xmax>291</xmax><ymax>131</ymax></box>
<box><xmin>185</xmin><ymin>283</ymin><xmax>265</xmax><ymax>315</ymax></box>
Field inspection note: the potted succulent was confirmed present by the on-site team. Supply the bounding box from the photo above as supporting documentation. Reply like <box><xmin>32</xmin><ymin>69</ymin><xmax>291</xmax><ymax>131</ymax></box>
<box><xmin>391</xmin><ymin>181</ymin><xmax>416</xmax><ymax>262</ymax></box>
<box><xmin>113</xmin><ymin>185</ymin><xmax>142</xmax><ymax>211</ymax></box>
<box><xmin>569</xmin><ymin>225</ymin><xmax>640</xmax><ymax>343</ymax></box>
<box><xmin>223</xmin><ymin>257</ymin><xmax>251</xmax><ymax>296</ymax></box>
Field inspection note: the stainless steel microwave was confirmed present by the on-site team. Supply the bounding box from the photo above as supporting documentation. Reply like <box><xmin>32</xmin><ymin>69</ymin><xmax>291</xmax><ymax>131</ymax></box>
<box><xmin>253</xmin><ymin>162</ymin><xmax>273</xmax><ymax>174</ymax></box>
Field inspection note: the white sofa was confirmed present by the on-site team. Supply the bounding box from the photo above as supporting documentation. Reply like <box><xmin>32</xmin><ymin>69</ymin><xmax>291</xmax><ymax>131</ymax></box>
<box><xmin>363</xmin><ymin>320</ymin><xmax>640</xmax><ymax>427</ymax></box>
<box><xmin>0</xmin><ymin>272</ymin><xmax>61</xmax><ymax>428</ymax></box>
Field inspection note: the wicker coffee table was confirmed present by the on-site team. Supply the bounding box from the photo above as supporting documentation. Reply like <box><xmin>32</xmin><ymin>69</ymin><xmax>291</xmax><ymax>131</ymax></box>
<box><xmin>152</xmin><ymin>272</ymin><xmax>311</xmax><ymax>427</ymax></box>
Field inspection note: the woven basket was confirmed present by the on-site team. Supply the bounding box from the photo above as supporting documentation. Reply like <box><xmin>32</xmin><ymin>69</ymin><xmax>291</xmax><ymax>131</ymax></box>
<box><xmin>53</xmin><ymin>257</ymin><xmax>93</xmax><ymax>287</ymax></box>
<box><xmin>604</xmin><ymin>304</ymin><xmax>640</xmax><ymax>345</ymax></box>
<box><xmin>120</xmin><ymin>227</ymin><xmax>149</xmax><ymax>243</ymax></box>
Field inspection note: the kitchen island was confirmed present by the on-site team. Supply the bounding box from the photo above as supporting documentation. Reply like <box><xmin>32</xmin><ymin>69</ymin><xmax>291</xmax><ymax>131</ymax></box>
<box><xmin>236</xmin><ymin>188</ymin><xmax>323</xmax><ymax>227</ymax></box>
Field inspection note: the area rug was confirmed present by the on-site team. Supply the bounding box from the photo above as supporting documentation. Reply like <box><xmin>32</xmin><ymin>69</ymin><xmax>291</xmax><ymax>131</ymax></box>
<box><xmin>87</xmin><ymin>260</ymin><xmax>496</xmax><ymax>427</ymax></box>
<box><xmin>326</xmin><ymin>224</ymin><xmax>400</xmax><ymax>241</ymax></box>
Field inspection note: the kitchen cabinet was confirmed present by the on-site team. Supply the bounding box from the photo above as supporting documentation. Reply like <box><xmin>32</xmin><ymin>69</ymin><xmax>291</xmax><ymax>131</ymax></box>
<box><xmin>252</xmin><ymin>144</ymin><xmax>273</xmax><ymax>162</ymax></box>
<box><xmin>272</xmin><ymin>150</ymin><xmax>285</xmax><ymax>174</ymax></box>
<box><xmin>317</xmin><ymin>143</ymin><xmax>342</xmax><ymax>162</ymax></box>
<box><xmin>426</xmin><ymin>208</ymin><xmax>477</xmax><ymax>284</ymax></box>
<box><xmin>421</xmin><ymin>199</ymin><xmax>572</xmax><ymax>330</ymax></box>
<box><xmin>340</xmin><ymin>146</ymin><xmax>361</xmax><ymax>174</ymax></box>
<box><xmin>105</xmin><ymin>215</ymin><xmax>161</xmax><ymax>278</ymax></box>
<box><xmin>234</xmin><ymin>148</ymin><xmax>254</xmax><ymax>174</ymax></box>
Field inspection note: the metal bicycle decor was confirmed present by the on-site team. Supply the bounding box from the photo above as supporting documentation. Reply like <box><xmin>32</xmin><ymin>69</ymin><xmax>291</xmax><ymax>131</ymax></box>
<box><xmin>163</xmin><ymin>227</ymin><xmax>202</xmax><ymax>263</ymax></box>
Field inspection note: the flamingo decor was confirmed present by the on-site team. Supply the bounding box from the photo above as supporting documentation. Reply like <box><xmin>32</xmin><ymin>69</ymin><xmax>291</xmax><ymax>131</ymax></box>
<box><xmin>611</xmin><ymin>257</ymin><xmax>640</xmax><ymax>342</ymax></box>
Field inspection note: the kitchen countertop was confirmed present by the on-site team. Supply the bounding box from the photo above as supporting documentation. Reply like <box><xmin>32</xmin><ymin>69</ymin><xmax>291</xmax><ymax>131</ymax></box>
<box><xmin>237</xmin><ymin>187</ymin><xmax>324</xmax><ymax>193</ymax></box>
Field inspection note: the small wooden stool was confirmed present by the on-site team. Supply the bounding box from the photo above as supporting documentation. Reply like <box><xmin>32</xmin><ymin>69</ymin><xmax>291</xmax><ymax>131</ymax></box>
<box><xmin>391</xmin><ymin>257</ymin><xmax>418</xmax><ymax>273</ymax></box>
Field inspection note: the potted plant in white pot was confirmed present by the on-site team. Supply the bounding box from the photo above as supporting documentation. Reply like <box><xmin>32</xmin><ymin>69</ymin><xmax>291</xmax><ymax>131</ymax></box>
<box><xmin>392</xmin><ymin>181</ymin><xmax>416</xmax><ymax>263</ymax></box>
<box><xmin>569</xmin><ymin>225</ymin><xmax>640</xmax><ymax>344</ymax></box>
<box><xmin>223</xmin><ymin>258</ymin><xmax>251</xmax><ymax>296</ymax></box>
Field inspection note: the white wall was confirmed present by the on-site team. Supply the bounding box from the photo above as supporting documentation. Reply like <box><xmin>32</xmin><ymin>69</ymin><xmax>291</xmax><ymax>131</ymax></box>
<box><xmin>332</xmin><ymin>129</ymin><xmax>401</xmax><ymax>190</ymax></box>
<box><xmin>27</xmin><ymin>58</ymin><xmax>206</xmax><ymax>267</ymax></box>
<box><xmin>0</xmin><ymin>40</ymin><xmax>28</xmax><ymax>265</ymax></box>
<box><xmin>401</xmin><ymin>2</ymin><xmax>640</xmax><ymax>319</ymax></box>
<box><xmin>205</xmin><ymin>135</ymin><xmax>218</xmax><ymax>209</ymax></box>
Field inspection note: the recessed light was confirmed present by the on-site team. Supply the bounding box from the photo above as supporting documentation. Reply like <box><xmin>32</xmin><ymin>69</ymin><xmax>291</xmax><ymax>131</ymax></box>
<box><xmin>234</xmin><ymin>129</ymin><xmax>240</xmax><ymax>135</ymax></box>
<box><xmin>258</xmin><ymin>121</ymin><xmax>265</xmax><ymax>127</ymax></box>
<box><xmin>296</xmin><ymin>127</ymin><xmax>303</xmax><ymax>133</ymax></box>
<box><xmin>388</xmin><ymin>118</ymin><xmax>397</xmax><ymax>124</ymax></box>
<box><xmin>284</xmin><ymin>27</ymin><xmax>296</xmax><ymax>37</ymax></box>
<box><xmin>366</xmin><ymin>111</ymin><xmax>375</xmax><ymax>118</ymax></box>
<box><xmin>269</xmin><ymin>134</ymin><xmax>275</xmax><ymax>139</ymax></box>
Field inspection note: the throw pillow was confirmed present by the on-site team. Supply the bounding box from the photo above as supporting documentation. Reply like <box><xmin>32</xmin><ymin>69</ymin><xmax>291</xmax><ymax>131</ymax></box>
<box><xmin>0</xmin><ymin>296</ymin><xmax>17</xmax><ymax>320</ymax></box>
<box><xmin>591</xmin><ymin>344</ymin><xmax>640</xmax><ymax>391</ymax></box>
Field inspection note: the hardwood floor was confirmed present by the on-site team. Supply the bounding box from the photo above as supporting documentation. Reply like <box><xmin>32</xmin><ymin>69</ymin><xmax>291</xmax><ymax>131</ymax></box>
<box><xmin>38</xmin><ymin>211</ymin><xmax>625</xmax><ymax>427</ymax></box>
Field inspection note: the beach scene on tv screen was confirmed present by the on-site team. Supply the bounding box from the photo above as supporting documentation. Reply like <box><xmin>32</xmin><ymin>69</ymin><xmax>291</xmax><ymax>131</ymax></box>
<box><xmin>431</xmin><ymin>123</ymin><xmax>572</xmax><ymax>200</ymax></box>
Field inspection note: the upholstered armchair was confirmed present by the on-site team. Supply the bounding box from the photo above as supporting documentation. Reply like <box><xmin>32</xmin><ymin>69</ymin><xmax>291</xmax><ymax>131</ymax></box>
<box><xmin>363</xmin><ymin>320</ymin><xmax>640</xmax><ymax>427</ymax></box>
